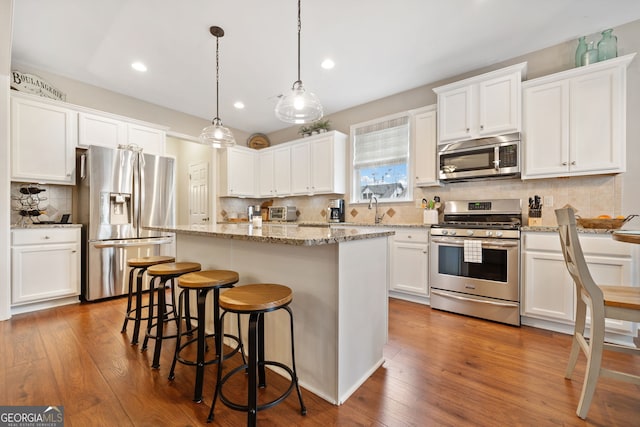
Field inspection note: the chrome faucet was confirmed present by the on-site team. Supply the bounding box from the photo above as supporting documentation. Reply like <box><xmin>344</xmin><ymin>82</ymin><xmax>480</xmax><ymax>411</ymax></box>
<box><xmin>368</xmin><ymin>196</ymin><xmax>385</xmax><ymax>224</ymax></box>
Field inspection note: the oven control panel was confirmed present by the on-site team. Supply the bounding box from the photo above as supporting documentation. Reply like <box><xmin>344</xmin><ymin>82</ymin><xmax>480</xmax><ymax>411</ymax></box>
<box><xmin>430</xmin><ymin>227</ymin><xmax>520</xmax><ymax>239</ymax></box>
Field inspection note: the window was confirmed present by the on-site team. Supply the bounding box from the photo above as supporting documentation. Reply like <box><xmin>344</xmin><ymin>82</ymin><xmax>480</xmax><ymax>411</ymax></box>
<box><xmin>351</xmin><ymin>112</ymin><xmax>411</xmax><ymax>203</ymax></box>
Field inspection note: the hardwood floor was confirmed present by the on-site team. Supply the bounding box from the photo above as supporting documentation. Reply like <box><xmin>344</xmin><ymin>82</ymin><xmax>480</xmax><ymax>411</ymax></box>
<box><xmin>1</xmin><ymin>296</ymin><xmax>638</xmax><ymax>426</ymax></box>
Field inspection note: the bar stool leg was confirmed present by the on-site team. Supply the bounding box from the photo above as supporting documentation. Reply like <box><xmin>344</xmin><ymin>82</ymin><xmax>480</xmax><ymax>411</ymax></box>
<box><xmin>248</xmin><ymin>312</ymin><xmax>259</xmax><ymax>427</ymax></box>
<box><xmin>285</xmin><ymin>306</ymin><xmax>307</xmax><ymax>415</ymax></box>
<box><xmin>130</xmin><ymin>268</ymin><xmax>146</xmax><ymax>345</ymax></box>
<box><xmin>141</xmin><ymin>276</ymin><xmax>157</xmax><ymax>352</ymax></box>
<box><xmin>193</xmin><ymin>287</ymin><xmax>210</xmax><ymax>402</ymax></box>
<box><xmin>168</xmin><ymin>288</ymin><xmax>186</xmax><ymax>381</ymax></box>
<box><xmin>121</xmin><ymin>266</ymin><xmax>137</xmax><ymax>333</ymax></box>
<box><xmin>208</xmin><ymin>311</ymin><xmax>226</xmax><ymax>423</ymax></box>
<box><xmin>151</xmin><ymin>277</ymin><xmax>168</xmax><ymax>369</ymax></box>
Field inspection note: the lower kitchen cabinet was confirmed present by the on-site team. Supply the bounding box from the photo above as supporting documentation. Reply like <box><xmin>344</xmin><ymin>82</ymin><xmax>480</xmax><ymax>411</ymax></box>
<box><xmin>11</xmin><ymin>227</ymin><xmax>81</xmax><ymax>306</ymax></box>
<box><xmin>389</xmin><ymin>228</ymin><xmax>429</xmax><ymax>302</ymax></box>
<box><xmin>522</xmin><ymin>231</ymin><xmax>635</xmax><ymax>335</ymax></box>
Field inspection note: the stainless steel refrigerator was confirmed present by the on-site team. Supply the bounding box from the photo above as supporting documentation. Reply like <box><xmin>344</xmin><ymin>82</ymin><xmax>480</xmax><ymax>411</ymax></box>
<box><xmin>77</xmin><ymin>145</ymin><xmax>176</xmax><ymax>301</ymax></box>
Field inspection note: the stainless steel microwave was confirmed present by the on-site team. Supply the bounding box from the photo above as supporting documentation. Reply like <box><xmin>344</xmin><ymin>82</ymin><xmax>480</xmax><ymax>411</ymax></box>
<box><xmin>438</xmin><ymin>133</ymin><xmax>521</xmax><ymax>182</ymax></box>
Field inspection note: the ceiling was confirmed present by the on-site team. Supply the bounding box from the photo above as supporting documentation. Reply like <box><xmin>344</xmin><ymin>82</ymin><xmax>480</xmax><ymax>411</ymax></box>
<box><xmin>11</xmin><ymin>0</ymin><xmax>640</xmax><ymax>135</ymax></box>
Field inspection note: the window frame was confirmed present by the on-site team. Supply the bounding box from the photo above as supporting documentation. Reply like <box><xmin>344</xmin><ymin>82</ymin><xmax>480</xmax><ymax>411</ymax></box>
<box><xmin>349</xmin><ymin>110</ymin><xmax>413</xmax><ymax>205</ymax></box>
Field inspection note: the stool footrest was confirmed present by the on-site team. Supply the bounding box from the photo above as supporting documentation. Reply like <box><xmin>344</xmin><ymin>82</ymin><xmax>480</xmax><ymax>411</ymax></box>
<box><xmin>219</xmin><ymin>361</ymin><xmax>298</xmax><ymax>414</ymax></box>
<box><xmin>173</xmin><ymin>334</ymin><xmax>242</xmax><ymax>368</ymax></box>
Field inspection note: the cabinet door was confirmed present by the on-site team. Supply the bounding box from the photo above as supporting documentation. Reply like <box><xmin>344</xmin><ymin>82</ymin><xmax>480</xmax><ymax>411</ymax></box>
<box><xmin>390</xmin><ymin>240</ymin><xmax>429</xmax><ymax>296</ymax></box>
<box><xmin>78</xmin><ymin>112</ymin><xmax>126</xmax><ymax>148</ymax></box>
<box><xmin>290</xmin><ymin>142</ymin><xmax>311</xmax><ymax>195</ymax></box>
<box><xmin>258</xmin><ymin>150</ymin><xmax>275</xmax><ymax>197</ymax></box>
<box><xmin>228</xmin><ymin>148</ymin><xmax>256</xmax><ymax>197</ymax></box>
<box><xmin>569</xmin><ymin>67</ymin><xmax>623</xmax><ymax>174</ymax></box>
<box><xmin>413</xmin><ymin>109</ymin><xmax>438</xmax><ymax>186</ymax></box>
<box><xmin>522</xmin><ymin>250</ymin><xmax>575</xmax><ymax>322</ymax></box>
<box><xmin>273</xmin><ymin>146</ymin><xmax>291</xmax><ymax>196</ymax></box>
<box><xmin>522</xmin><ymin>80</ymin><xmax>570</xmax><ymax>179</ymax></box>
<box><xmin>128</xmin><ymin>123</ymin><xmax>166</xmax><ymax>155</ymax></box>
<box><xmin>437</xmin><ymin>85</ymin><xmax>472</xmax><ymax>142</ymax></box>
<box><xmin>11</xmin><ymin>96</ymin><xmax>77</xmax><ymax>185</ymax></box>
<box><xmin>11</xmin><ymin>242</ymin><xmax>80</xmax><ymax>304</ymax></box>
<box><xmin>479</xmin><ymin>73</ymin><xmax>519</xmax><ymax>136</ymax></box>
<box><xmin>310</xmin><ymin>136</ymin><xmax>334</xmax><ymax>194</ymax></box>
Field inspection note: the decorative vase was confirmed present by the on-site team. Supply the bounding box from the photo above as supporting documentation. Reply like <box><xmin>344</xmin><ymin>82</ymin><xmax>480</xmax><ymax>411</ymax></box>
<box><xmin>575</xmin><ymin>36</ymin><xmax>587</xmax><ymax>67</ymax></box>
<box><xmin>597</xmin><ymin>29</ymin><xmax>618</xmax><ymax>61</ymax></box>
<box><xmin>582</xmin><ymin>41</ymin><xmax>598</xmax><ymax>66</ymax></box>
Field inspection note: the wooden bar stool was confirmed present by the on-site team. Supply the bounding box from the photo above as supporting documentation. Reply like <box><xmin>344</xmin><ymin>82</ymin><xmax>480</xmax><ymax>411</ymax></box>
<box><xmin>121</xmin><ymin>255</ymin><xmax>175</xmax><ymax>345</ymax></box>
<box><xmin>207</xmin><ymin>284</ymin><xmax>306</xmax><ymax>426</ymax></box>
<box><xmin>168</xmin><ymin>270</ymin><xmax>245</xmax><ymax>403</ymax></box>
<box><xmin>142</xmin><ymin>261</ymin><xmax>201</xmax><ymax>369</ymax></box>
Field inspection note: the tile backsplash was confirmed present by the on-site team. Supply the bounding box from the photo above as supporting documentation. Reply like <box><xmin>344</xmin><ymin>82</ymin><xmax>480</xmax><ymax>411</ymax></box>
<box><xmin>218</xmin><ymin>174</ymin><xmax>625</xmax><ymax>227</ymax></box>
<box><xmin>10</xmin><ymin>182</ymin><xmax>73</xmax><ymax>226</ymax></box>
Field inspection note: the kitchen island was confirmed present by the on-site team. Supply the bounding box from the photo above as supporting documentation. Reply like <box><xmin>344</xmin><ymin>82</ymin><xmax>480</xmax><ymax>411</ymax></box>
<box><xmin>145</xmin><ymin>223</ymin><xmax>393</xmax><ymax>405</ymax></box>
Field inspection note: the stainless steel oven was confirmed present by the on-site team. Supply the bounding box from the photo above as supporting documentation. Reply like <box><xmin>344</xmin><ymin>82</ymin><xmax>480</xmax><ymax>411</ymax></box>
<box><xmin>429</xmin><ymin>199</ymin><xmax>522</xmax><ymax>326</ymax></box>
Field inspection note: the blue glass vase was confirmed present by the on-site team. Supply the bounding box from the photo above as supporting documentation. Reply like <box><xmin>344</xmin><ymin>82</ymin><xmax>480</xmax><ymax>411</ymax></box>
<box><xmin>575</xmin><ymin>36</ymin><xmax>587</xmax><ymax>67</ymax></box>
<box><xmin>597</xmin><ymin>29</ymin><xmax>617</xmax><ymax>61</ymax></box>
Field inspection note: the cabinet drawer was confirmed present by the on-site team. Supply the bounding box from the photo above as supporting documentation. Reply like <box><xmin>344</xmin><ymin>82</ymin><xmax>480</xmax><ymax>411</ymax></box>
<box><xmin>393</xmin><ymin>229</ymin><xmax>429</xmax><ymax>243</ymax></box>
<box><xmin>12</xmin><ymin>228</ymin><xmax>79</xmax><ymax>245</ymax></box>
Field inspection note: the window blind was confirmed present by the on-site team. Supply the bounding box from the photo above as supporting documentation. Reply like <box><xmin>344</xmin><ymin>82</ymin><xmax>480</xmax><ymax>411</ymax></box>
<box><xmin>353</xmin><ymin>116</ymin><xmax>409</xmax><ymax>168</ymax></box>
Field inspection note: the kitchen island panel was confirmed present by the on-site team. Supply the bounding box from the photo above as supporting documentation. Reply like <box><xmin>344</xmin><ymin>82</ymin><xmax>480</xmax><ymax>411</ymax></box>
<box><xmin>173</xmin><ymin>230</ymin><xmax>389</xmax><ymax>404</ymax></box>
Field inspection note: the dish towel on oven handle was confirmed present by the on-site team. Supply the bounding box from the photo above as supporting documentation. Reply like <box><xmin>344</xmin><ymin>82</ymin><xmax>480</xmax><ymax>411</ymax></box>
<box><xmin>464</xmin><ymin>239</ymin><xmax>482</xmax><ymax>263</ymax></box>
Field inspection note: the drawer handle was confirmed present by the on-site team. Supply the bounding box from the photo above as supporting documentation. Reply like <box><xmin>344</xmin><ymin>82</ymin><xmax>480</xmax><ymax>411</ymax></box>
<box><xmin>43</xmin><ymin>236</ymin><xmax>50</xmax><ymax>240</ymax></box>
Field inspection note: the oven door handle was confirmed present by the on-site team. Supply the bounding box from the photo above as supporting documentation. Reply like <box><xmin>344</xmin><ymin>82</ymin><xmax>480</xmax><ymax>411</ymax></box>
<box><xmin>430</xmin><ymin>237</ymin><xmax>519</xmax><ymax>249</ymax></box>
<box><xmin>430</xmin><ymin>289</ymin><xmax>519</xmax><ymax>308</ymax></box>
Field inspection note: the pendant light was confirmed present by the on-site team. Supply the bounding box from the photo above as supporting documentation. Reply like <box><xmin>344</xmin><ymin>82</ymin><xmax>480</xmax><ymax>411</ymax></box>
<box><xmin>199</xmin><ymin>26</ymin><xmax>236</xmax><ymax>148</ymax></box>
<box><xmin>274</xmin><ymin>0</ymin><xmax>323</xmax><ymax>124</ymax></box>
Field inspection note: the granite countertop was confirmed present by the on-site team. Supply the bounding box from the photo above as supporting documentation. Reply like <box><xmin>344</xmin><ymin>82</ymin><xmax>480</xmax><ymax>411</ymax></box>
<box><xmin>297</xmin><ymin>221</ymin><xmax>432</xmax><ymax>229</ymax></box>
<box><xmin>145</xmin><ymin>223</ymin><xmax>395</xmax><ymax>246</ymax></box>
<box><xmin>521</xmin><ymin>225</ymin><xmax>616</xmax><ymax>234</ymax></box>
<box><xmin>11</xmin><ymin>223</ymin><xmax>82</xmax><ymax>229</ymax></box>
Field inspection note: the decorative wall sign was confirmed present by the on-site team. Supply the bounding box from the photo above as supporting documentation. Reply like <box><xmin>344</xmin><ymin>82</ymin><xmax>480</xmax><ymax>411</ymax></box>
<box><xmin>10</xmin><ymin>70</ymin><xmax>66</xmax><ymax>101</ymax></box>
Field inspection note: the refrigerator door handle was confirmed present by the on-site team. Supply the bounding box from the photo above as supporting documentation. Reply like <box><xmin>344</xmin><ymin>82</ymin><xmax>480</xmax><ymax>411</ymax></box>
<box><xmin>80</xmin><ymin>153</ymin><xmax>86</xmax><ymax>180</ymax></box>
<box><xmin>93</xmin><ymin>238</ymin><xmax>174</xmax><ymax>249</ymax></box>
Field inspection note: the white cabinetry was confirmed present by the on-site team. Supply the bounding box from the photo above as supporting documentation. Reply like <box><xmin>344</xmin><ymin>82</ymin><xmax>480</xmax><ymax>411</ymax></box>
<box><xmin>78</xmin><ymin>112</ymin><xmax>166</xmax><ymax>155</ymax></box>
<box><xmin>258</xmin><ymin>145</ymin><xmax>291</xmax><ymax>197</ymax></box>
<box><xmin>411</xmin><ymin>105</ymin><xmax>438</xmax><ymax>187</ymax></box>
<box><xmin>434</xmin><ymin>62</ymin><xmax>526</xmax><ymax>144</ymax></box>
<box><xmin>290</xmin><ymin>131</ymin><xmax>346</xmax><ymax>195</ymax></box>
<box><xmin>218</xmin><ymin>146</ymin><xmax>257</xmax><ymax>197</ymax></box>
<box><xmin>522</xmin><ymin>232</ymin><xmax>635</xmax><ymax>334</ymax></box>
<box><xmin>522</xmin><ymin>54</ymin><xmax>634</xmax><ymax>179</ymax></box>
<box><xmin>11</xmin><ymin>227</ymin><xmax>81</xmax><ymax>306</ymax></box>
<box><xmin>389</xmin><ymin>228</ymin><xmax>429</xmax><ymax>302</ymax></box>
<box><xmin>78</xmin><ymin>112</ymin><xmax>127</xmax><ymax>149</ymax></box>
<box><xmin>11</xmin><ymin>93</ymin><xmax>77</xmax><ymax>185</ymax></box>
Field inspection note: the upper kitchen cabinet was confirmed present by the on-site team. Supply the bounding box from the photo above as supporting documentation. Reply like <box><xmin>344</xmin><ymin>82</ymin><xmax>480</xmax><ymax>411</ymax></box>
<box><xmin>218</xmin><ymin>145</ymin><xmax>257</xmax><ymax>197</ymax></box>
<box><xmin>290</xmin><ymin>131</ymin><xmax>346</xmax><ymax>196</ymax></box>
<box><xmin>433</xmin><ymin>62</ymin><xmax>527</xmax><ymax>144</ymax></box>
<box><xmin>258</xmin><ymin>144</ymin><xmax>291</xmax><ymax>197</ymax></box>
<box><xmin>522</xmin><ymin>54</ymin><xmax>635</xmax><ymax>179</ymax></box>
<box><xmin>11</xmin><ymin>92</ymin><xmax>77</xmax><ymax>185</ymax></box>
<box><xmin>411</xmin><ymin>105</ymin><xmax>438</xmax><ymax>187</ymax></box>
<box><xmin>78</xmin><ymin>112</ymin><xmax>167</xmax><ymax>155</ymax></box>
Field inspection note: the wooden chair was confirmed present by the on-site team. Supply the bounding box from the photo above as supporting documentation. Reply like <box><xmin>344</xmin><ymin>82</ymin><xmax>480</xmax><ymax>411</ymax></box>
<box><xmin>555</xmin><ymin>207</ymin><xmax>640</xmax><ymax>419</ymax></box>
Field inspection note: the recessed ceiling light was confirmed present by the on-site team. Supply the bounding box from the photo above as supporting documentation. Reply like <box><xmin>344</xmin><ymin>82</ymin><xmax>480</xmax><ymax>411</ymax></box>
<box><xmin>234</xmin><ymin>101</ymin><xmax>245</xmax><ymax>109</ymax></box>
<box><xmin>131</xmin><ymin>61</ymin><xmax>147</xmax><ymax>72</ymax></box>
<box><xmin>321</xmin><ymin>59</ymin><xmax>335</xmax><ymax>70</ymax></box>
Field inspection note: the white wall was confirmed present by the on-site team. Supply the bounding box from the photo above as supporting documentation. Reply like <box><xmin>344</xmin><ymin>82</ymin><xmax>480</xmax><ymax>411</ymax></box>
<box><xmin>1</xmin><ymin>0</ymin><xmax>14</xmax><ymax>320</ymax></box>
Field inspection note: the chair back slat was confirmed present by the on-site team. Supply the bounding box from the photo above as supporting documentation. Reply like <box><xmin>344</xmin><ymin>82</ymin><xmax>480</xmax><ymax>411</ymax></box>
<box><xmin>554</xmin><ymin>208</ymin><xmax>604</xmax><ymax>304</ymax></box>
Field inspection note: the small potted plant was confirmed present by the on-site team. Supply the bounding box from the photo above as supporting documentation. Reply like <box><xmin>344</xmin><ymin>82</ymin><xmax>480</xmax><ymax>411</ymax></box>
<box><xmin>298</xmin><ymin>125</ymin><xmax>311</xmax><ymax>137</ymax></box>
<box><xmin>314</xmin><ymin>119</ymin><xmax>331</xmax><ymax>133</ymax></box>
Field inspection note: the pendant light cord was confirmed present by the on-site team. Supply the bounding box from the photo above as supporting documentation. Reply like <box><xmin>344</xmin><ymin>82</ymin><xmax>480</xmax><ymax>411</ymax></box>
<box><xmin>215</xmin><ymin>34</ymin><xmax>221</xmax><ymax>124</ymax></box>
<box><xmin>296</xmin><ymin>0</ymin><xmax>302</xmax><ymax>85</ymax></box>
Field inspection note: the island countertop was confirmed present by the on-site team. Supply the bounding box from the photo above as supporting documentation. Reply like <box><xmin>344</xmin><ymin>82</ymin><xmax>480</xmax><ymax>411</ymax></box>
<box><xmin>145</xmin><ymin>223</ymin><xmax>394</xmax><ymax>246</ymax></box>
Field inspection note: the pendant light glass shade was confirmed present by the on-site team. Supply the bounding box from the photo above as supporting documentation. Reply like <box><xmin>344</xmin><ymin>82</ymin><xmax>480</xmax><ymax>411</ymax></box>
<box><xmin>275</xmin><ymin>81</ymin><xmax>323</xmax><ymax>124</ymax></box>
<box><xmin>274</xmin><ymin>0</ymin><xmax>323</xmax><ymax>124</ymax></box>
<box><xmin>199</xmin><ymin>26</ymin><xmax>235</xmax><ymax>148</ymax></box>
